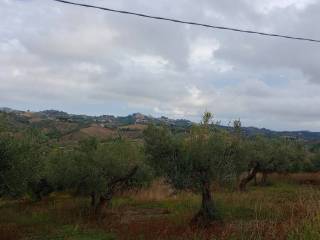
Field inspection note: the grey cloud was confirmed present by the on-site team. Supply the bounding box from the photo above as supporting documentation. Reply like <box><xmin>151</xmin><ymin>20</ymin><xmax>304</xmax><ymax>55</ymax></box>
<box><xmin>1</xmin><ymin>0</ymin><xmax>320</xmax><ymax>130</ymax></box>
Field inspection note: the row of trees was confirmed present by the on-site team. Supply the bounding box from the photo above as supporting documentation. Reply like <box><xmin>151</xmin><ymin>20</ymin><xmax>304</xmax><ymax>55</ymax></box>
<box><xmin>143</xmin><ymin>112</ymin><xmax>307</xmax><ymax>224</ymax></box>
<box><xmin>0</xmin><ymin>112</ymin><xmax>317</xmax><ymax>225</ymax></box>
<box><xmin>0</xmin><ymin>133</ymin><xmax>152</xmax><ymax>215</ymax></box>
<box><xmin>47</xmin><ymin>138</ymin><xmax>152</xmax><ymax>214</ymax></box>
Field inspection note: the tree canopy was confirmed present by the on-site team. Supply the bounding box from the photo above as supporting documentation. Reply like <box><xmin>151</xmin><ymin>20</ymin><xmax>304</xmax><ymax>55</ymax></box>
<box><xmin>144</xmin><ymin>112</ymin><xmax>239</xmax><ymax>224</ymax></box>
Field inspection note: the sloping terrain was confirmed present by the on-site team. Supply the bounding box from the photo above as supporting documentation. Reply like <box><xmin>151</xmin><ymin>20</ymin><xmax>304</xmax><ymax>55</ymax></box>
<box><xmin>80</xmin><ymin>125</ymin><xmax>116</xmax><ymax>139</ymax></box>
<box><xmin>2</xmin><ymin>107</ymin><xmax>320</xmax><ymax>143</ymax></box>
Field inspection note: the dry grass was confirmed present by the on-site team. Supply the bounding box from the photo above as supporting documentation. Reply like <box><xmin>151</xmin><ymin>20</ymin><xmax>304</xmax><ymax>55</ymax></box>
<box><xmin>126</xmin><ymin>180</ymin><xmax>175</xmax><ymax>201</ymax></box>
<box><xmin>2</xmin><ymin>174</ymin><xmax>320</xmax><ymax>239</ymax></box>
<box><xmin>271</xmin><ymin>172</ymin><xmax>320</xmax><ymax>185</ymax></box>
<box><xmin>80</xmin><ymin>125</ymin><xmax>116</xmax><ymax>139</ymax></box>
<box><xmin>119</xmin><ymin>124</ymin><xmax>147</xmax><ymax>131</ymax></box>
<box><xmin>0</xmin><ymin>223</ymin><xmax>22</xmax><ymax>240</ymax></box>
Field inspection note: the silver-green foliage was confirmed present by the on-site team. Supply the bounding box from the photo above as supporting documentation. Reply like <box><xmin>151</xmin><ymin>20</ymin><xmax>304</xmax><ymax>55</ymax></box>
<box><xmin>48</xmin><ymin>138</ymin><xmax>153</xmax><ymax>200</ymax></box>
<box><xmin>0</xmin><ymin>129</ymin><xmax>46</xmax><ymax>198</ymax></box>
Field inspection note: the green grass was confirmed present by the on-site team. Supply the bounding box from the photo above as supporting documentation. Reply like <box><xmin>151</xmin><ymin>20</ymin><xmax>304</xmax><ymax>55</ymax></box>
<box><xmin>0</xmin><ymin>198</ymin><xmax>116</xmax><ymax>240</ymax></box>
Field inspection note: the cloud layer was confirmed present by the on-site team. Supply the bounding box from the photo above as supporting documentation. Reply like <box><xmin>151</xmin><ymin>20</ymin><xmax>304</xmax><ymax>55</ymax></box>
<box><xmin>1</xmin><ymin>0</ymin><xmax>320</xmax><ymax>130</ymax></box>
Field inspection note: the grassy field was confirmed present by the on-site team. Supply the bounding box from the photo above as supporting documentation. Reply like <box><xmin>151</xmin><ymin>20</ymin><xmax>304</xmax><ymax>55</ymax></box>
<box><xmin>1</xmin><ymin>174</ymin><xmax>320</xmax><ymax>240</ymax></box>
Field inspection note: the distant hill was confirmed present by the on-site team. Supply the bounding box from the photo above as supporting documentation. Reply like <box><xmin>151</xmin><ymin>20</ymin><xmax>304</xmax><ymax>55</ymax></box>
<box><xmin>221</xmin><ymin>125</ymin><xmax>320</xmax><ymax>142</ymax></box>
<box><xmin>1</xmin><ymin>107</ymin><xmax>320</xmax><ymax>142</ymax></box>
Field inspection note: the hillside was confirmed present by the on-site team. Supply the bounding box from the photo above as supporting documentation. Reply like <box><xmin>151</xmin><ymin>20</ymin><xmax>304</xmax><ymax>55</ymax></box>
<box><xmin>1</xmin><ymin>107</ymin><xmax>320</xmax><ymax>142</ymax></box>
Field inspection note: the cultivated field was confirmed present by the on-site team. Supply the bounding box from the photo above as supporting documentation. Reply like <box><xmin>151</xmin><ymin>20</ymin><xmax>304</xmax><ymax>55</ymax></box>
<box><xmin>2</xmin><ymin>174</ymin><xmax>320</xmax><ymax>240</ymax></box>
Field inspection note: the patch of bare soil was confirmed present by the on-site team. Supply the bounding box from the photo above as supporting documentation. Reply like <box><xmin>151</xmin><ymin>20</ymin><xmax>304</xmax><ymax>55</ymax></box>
<box><xmin>80</xmin><ymin>125</ymin><xmax>116</xmax><ymax>139</ymax></box>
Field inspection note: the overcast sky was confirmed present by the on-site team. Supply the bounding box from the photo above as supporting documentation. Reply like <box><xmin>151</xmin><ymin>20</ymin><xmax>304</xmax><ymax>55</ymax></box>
<box><xmin>1</xmin><ymin>0</ymin><xmax>320</xmax><ymax>131</ymax></box>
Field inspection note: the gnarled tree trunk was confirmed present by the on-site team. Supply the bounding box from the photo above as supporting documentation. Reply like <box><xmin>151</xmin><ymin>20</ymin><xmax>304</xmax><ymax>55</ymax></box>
<box><xmin>260</xmin><ymin>171</ymin><xmax>268</xmax><ymax>186</ymax></box>
<box><xmin>94</xmin><ymin>166</ymin><xmax>139</xmax><ymax>218</ymax></box>
<box><xmin>238</xmin><ymin>164</ymin><xmax>259</xmax><ymax>191</ymax></box>
<box><xmin>192</xmin><ymin>180</ymin><xmax>219</xmax><ymax>226</ymax></box>
<box><xmin>253</xmin><ymin>174</ymin><xmax>258</xmax><ymax>186</ymax></box>
<box><xmin>95</xmin><ymin>195</ymin><xmax>111</xmax><ymax>217</ymax></box>
<box><xmin>90</xmin><ymin>192</ymin><xmax>96</xmax><ymax>207</ymax></box>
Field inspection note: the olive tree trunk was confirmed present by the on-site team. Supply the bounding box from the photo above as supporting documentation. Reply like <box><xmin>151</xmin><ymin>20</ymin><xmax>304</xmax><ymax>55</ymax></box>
<box><xmin>95</xmin><ymin>195</ymin><xmax>111</xmax><ymax>217</ymax></box>
<box><xmin>94</xmin><ymin>166</ymin><xmax>139</xmax><ymax>218</ymax></box>
<box><xmin>253</xmin><ymin>174</ymin><xmax>258</xmax><ymax>186</ymax></box>
<box><xmin>238</xmin><ymin>165</ymin><xmax>259</xmax><ymax>191</ymax></box>
<box><xmin>90</xmin><ymin>192</ymin><xmax>96</xmax><ymax>207</ymax></box>
<box><xmin>260</xmin><ymin>172</ymin><xmax>268</xmax><ymax>186</ymax></box>
<box><xmin>191</xmin><ymin>180</ymin><xmax>219</xmax><ymax>226</ymax></box>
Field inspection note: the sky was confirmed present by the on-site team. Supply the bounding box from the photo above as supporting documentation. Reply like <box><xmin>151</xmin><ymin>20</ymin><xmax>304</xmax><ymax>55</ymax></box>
<box><xmin>1</xmin><ymin>0</ymin><xmax>320</xmax><ymax>131</ymax></box>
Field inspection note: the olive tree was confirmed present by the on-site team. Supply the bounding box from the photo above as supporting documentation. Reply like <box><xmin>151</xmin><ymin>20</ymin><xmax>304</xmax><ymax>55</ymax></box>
<box><xmin>0</xmin><ymin>129</ymin><xmax>47</xmax><ymax>199</ymax></box>
<box><xmin>238</xmin><ymin>136</ymin><xmax>306</xmax><ymax>190</ymax></box>
<box><xmin>309</xmin><ymin>149</ymin><xmax>320</xmax><ymax>172</ymax></box>
<box><xmin>48</xmin><ymin>138</ymin><xmax>152</xmax><ymax>215</ymax></box>
<box><xmin>144</xmin><ymin>112</ymin><xmax>238</xmax><ymax>225</ymax></box>
<box><xmin>238</xmin><ymin>135</ymin><xmax>270</xmax><ymax>191</ymax></box>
